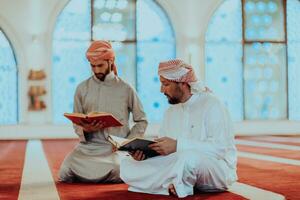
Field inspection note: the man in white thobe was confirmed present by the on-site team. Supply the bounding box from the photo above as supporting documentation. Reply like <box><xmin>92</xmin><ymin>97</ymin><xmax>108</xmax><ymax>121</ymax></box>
<box><xmin>120</xmin><ymin>59</ymin><xmax>237</xmax><ymax>198</ymax></box>
<box><xmin>59</xmin><ymin>40</ymin><xmax>147</xmax><ymax>183</ymax></box>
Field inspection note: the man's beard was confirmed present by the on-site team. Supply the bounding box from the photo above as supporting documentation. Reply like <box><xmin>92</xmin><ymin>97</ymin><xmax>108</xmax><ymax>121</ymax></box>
<box><xmin>95</xmin><ymin>68</ymin><xmax>110</xmax><ymax>81</ymax></box>
<box><xmin>95</xmin><ymin>73</ymin><xmax>107</xmax><ymax>81</ymax></box>
<box><xmin>165</xmin><ymin>94</ymin><xmax>181</xmax><ymax>104</ymax></box>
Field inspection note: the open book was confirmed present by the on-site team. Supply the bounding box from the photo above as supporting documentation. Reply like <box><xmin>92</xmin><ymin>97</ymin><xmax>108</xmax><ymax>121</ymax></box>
<box><xmin>64</xmin><ymin>112</ymin><xmax>123</xmax><ymax>129</ymax></box>
<box><xmin>107</xmin><ymin>135</ymin><xmax>160</xmax><ymax>158</ymax></box>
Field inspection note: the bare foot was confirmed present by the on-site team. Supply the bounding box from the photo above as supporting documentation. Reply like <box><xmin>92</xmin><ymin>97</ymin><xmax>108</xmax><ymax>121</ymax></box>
<box><xmin>168</xmin><ymin>184</ymin><xmax>178</xmax><ymax>197</ymax></box>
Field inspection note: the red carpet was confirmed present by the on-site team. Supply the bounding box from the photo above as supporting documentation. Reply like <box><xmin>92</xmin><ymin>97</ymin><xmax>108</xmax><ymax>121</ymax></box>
<box><xmin>4</xmin><ymin>137</ymin><xmax>299</xmax><ymax>199</ymax></box>
<box><xmin>42</xmin><ymin>139</ymin><xmax>246</xmax><ymax>200</ymax></box>
<box><xmin>238</xmin><ymin>157</ymin><xmax>300</xmax><ymax>200</ymax></box>
<box><xmin>237</xmin><ymin>135</ymin><xmax>300</xmax><ymax>146</ymax></box>
<box><xmin>0</xmin><ymin>140</ymin><xmax>27</xmax><ymax>200</ymax></box>
<box><xmin>237</xmin><ymin>144</ymin><xmax>300</xmax><ymax>160</ymax></box>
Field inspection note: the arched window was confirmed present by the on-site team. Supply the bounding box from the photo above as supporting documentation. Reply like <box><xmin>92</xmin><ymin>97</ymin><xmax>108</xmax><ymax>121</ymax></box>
<box><xmin>52</xmin><ymin>0</ymin><xmax>91</xmax><ymax>124</ymax></box>
<box><xmin>287</xmin><ymin>0</ymin><xmax>300</xmax><ymax>120</ymax></box>
<box><xmin>205</xmin><ymin>0</ymin><xmax>300</xmax><ymax>121</ymax></box>
<box><xmin>136</xmin><ymin>0</ymin><xmax>175</xmax><ymax>122</ymax></box>
<box><xmin>0</xmin><ymin>29</ymin><xmax>18</xmax><ymax>124</ymax></box>
<box><xmin>52</xmin><ymin>0</ymin><xmax>175</xmax><ymax>124</ymax></box>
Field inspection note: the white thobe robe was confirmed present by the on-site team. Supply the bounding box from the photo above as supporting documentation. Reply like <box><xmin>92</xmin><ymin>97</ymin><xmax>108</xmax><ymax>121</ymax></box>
<box><xmin>59</xmin><ymin>72</ymin><xmax>148</xmax><ymax>183</ymax></box>
<box><xmin>120</xmin><ymin>92</ymin><xmax>237</xmax><ymax>198</ymax></box>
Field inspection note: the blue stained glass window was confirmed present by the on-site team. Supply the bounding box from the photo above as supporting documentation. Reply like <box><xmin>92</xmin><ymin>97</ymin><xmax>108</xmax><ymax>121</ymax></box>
<box><xmin>205</xmin><ymin>0</ymin><xmax>244</xmax><ymax>121</ymax></box>
<box><xmin>244</xmin><ymin>43</ymin><xmax>287</xmax><ymax>120</ymax></box>
<box><xmin>0</xmin><ymin>30</ymin><xmax>18</xmax><ymax>124</ymax></box>
<box><xmin>287</xmin><ymin>0</ymin><xmax>300</xmax><ymax>120</ymax></box>
<box><xmin>111</xmin><ymin>42</ymin><xmax>136</xmax><ymax>88</ymax></box>
<box><xmin>205</xmin><ymin>43</ymin><xmax>244</xmax><ymax>121</ymax></box>
<box><xmin>93</xmin><ymin>0</ymin><xmax>136</xmax><ymax>41</ymax></box>
<box><xmin>206</xmin><ymin>0</ymin><xmax>300</xmax><ymax>121</ymax></box>
<box><xmin>52</xmin><ymin>0</ymin><xmax>91</xmax><ymax>124</ymax></box>
<box><xmin>206</xmin><ymin>0</ymin><xmax>242</xmax><ymax>43</ymax></box>
<box><xmin>92</xmin><ymin>0</ymin><xmax>137</xmax><ymax>89</ymax></box>
<box><xmin>52</xmin><ymin>0</ymin><xmax>176</xmax><ymax>124</ymax></box>
<box><xmin>137</xmin><ymin>0</ymin><xmax>175</xmax><ymax>122</ymax></box>
<box><xmin>243</xmin><ymin>0</ymin><xmax>285</xmax><ymax>42</ymax></box>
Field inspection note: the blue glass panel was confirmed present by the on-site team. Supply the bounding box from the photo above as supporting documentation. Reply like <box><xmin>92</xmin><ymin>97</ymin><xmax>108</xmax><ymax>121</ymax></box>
<box><xmin>206</xmin><ymin>0</ymin><xmax>242</xmax><ymax>42</ymax></box>
<box><xmin>287</xmin><ymin>0</ymin><xmax>300</xmax><ymax>120</ymax></box>
<box><xmin>205</xmin><ymin>0</ymin><xmax>243</xmax><ymax>121</ymax></box>
<box><xmin>0</xmin><ymin>30</ymin><xmax>18</xmax><ymax>124</ymax></box>
<box><xmin>244</xmin><ymin>43</ymin><xmax>287</xmax><ymax>120</ymax></box>
<box><xmin>137</xmin><ymin>0</ymin><xmax>174</xmax><ymax>42</ymax></box>
<box><xmin>287</xmin><ymin>43</ymin><xmax>300</xmax><ymax>120</ymax></box>
<box><xmin>137</xmin><ymin>42</ymin><xmax>175</xmax><ymax>122</ymax></box>
<box><xmin>205</xmin><ymin>43</ymin><xmax>243</xmax><ymax>121</ymax></box>
<box><xmin>287</xmin><ymin>0</ymin><xmax>300</xmax><ymax>42</ymax></box>
<box><xmin>112</xmin><ymin>42</ymin><xmax>136</xmax><ymax>88</ymax></box>
<box><xmin>243</xmin><ymin>0</ymin><xmax>285</xmax><ymax>42</ymax></box>
<box><xmin>137</xmin><ymin>0</ymin><xmax>175</xmax><ymax>122</ymax></box>
<box><xmin>52</xmin><ymin>0</ymin><xmax>91</xmax><ymax>124</ymax></box>
<box><xmin>93</xmin><ymin>0</ymin><xmax>135</xmax><ymax>41</ymax></box>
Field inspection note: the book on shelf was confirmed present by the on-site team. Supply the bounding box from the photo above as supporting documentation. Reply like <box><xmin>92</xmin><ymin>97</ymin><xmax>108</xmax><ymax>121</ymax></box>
<box><xmin>107</xmin><ymin>135</ymin><xmax>160</xmax><ymax>158</ymax></box>
<box><xmin>64</xmin><ymin>112</ymin><xmax>123</xmax><ymax>129</ymax></box>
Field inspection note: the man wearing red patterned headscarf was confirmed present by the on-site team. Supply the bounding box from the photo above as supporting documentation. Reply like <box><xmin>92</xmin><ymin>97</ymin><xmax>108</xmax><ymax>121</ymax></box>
<box><xmin>121</xmin><ymin>59</ymin><xmax>237</xmax><ymax>198</ymax></box>
<box><xmin>86</xmin><ymin>40</ymin><xmax>118</xmax><ymax>79</ymax></box>
<box><xmin>59</xmin><ymin>40</ymin><xmax>148</xmax><ymax>183</ymax></box>
<box><xmin>157</xmin><ymin>59</ymin><xmax>205</xmax><ymax>104</ymax></box>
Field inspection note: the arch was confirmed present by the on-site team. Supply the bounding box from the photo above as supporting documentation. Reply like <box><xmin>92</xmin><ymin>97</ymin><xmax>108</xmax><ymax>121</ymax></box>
<box><xmin>155</xmin><ymin>0</ymin><xmax>179</xmax><ymax>48</ymax></box>
<box><xmin>0</xmin><ymin>15</ymin><xmax>31</xmax><ymax>124</ymax></box>
<box><xmin>52</xmin><ymin>0</ymin><xmax>176</xmax><ymax>124</ymax></box>
<box><xmin>0</xmin><ymin>28</ymin><xmax>18</xmax><ymax>124</ymax></box>
<box><xmin>0</xmin><ymin>17</ymin><xmax>25</xmax><ymax>67</ymax></box>
<box><xmin>205</xmin><ymin>0</ymin><xmax>243</xmax><ymax>121</ymax></box>
<box><xmin>136</xmin><ymin>0</ymin><xmax>176</xmax><ymax>122</ymax></box>
<box><xmin>52</xmin><ymin>0</ymin><xmax>92</xmax><ymax>124</ymax></box>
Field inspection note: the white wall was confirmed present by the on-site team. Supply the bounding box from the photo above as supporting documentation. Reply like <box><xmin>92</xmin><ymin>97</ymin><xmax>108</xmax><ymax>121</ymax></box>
<box><xmin>0</xmin><ymin>0</ymin><xmax>69</xmax><ymax>125</ymax></box>
<box><xmin>0</xmin><ymin>0</ymin><xmax>299</xmax><ymax>139</ymax></box>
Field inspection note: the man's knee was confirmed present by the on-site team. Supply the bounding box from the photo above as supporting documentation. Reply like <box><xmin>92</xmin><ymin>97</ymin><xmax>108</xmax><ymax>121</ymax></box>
<box><xmin>176</xmin><ymin>150</ymin><xmax>203</xmax><ymax>171</ymax></box>
<box><xmin>59</xmin><ymin>165</ymin><xmax>74</xmax><ymax>183</ymax></box>
<box><xmin>107</xmin><ymin>168</ymin><xmax>123</xmax><ymax>183</ymax></box>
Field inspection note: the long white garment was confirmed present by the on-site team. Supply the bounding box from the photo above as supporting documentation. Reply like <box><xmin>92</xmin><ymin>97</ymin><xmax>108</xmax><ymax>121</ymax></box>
<box><xmin>120</xmin><ymin>92</ymin><xmax>237</xmax><ymax>198</ymax></box>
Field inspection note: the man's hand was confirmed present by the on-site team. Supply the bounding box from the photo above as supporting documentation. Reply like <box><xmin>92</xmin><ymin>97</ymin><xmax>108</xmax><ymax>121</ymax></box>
<box><xmin>149</xmin><ymin>137</ymin><xmax>177</xmax><ymax>155</ymax></box>
<box><xmin>77</xmin><ymin>119</ymin><xmax>106</xmax><ymax>133</ymax></box>
<box><xmin>130</xmin><ymin>150</ymin><xmax>146</xmax><ymax>161</ymax></box>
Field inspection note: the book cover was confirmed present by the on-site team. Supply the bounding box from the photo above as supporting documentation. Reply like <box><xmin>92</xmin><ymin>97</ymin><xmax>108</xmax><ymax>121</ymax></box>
<box><xmin>64</xmin><ymin>112</ymin><xmax>123</xmax><ymax>129</ymax></box>
<box><xmin>107</xmin><ymin>135</ymin><xmax>160</xmax><ymax>158</ymax></box>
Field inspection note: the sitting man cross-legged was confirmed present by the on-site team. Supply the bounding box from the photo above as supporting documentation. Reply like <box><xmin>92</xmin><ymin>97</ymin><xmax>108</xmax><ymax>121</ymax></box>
<box><xmin>120</xmin><ymin>59</ymin><xmax>237</xmax><ymax>198</ymax></box>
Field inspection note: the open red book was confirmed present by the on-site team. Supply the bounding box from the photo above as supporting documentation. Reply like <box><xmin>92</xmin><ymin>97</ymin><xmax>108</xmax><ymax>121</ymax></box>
<box><xmin>64</xmin><ymin>112</ymin><xmax>123</xmax><ymax>129</ymax></box>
